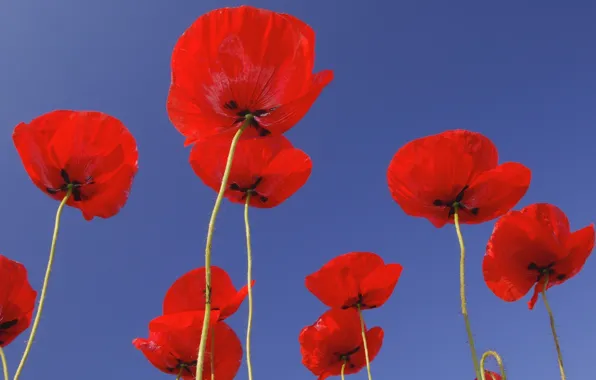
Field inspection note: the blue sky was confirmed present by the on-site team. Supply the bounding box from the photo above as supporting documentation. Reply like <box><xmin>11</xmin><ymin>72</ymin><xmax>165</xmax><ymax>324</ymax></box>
<box><xmin>1</xmin><ymin>0</ymin><xmax>595</xmax><ymax>379</ymax></box>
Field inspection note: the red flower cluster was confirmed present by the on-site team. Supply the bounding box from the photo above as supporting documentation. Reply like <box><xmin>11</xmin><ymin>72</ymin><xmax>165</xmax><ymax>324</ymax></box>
<box><xmin>0</xmin><ymin>255</ymin><xmax>37</xmax><ymax>348</ymax></box>
<box><xmin>299</xmin><ymin>252</ymin><xmax>402</xmax><ymax>379</ymax></box>
<box><xmin>134</xmin><ymin>266</ymin><xmax>247</xmax><ymax>379</ymax></box>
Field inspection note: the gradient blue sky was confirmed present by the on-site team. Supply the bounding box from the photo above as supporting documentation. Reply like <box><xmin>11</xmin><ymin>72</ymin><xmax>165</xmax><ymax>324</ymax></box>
<box><xmin>1</xmin><ymin>0</ymin><xmax>595</xmax><ymax>379</ymax></box>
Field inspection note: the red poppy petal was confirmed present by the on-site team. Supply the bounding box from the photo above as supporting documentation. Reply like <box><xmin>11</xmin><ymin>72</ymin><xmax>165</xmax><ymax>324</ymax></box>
<box><xmin>347</xmin><ymin>326</ymin><xmax>384</xmax><ymax>372</ymax></box>
<box><xmin>483</xmin><ymin>211</ymin><xmax>559</xmax><ymax>302</ymax></box>
<box><xmin>208</xmin><ymin>322</ymin><xmax>243</xmax><ymax>380</ymax></box>
<box><xmin>360</xmin><ymin>263</ymin><xmax>403</xmax><ymax>309</ymax></box>
<box><xmin>520</xmin><ymin>203</ymin><xmax>571</xmax><ymax>243</ymax></box>
<box><xmin>557</xmin><ymin>224</ymin><xmax>595</xmax><ymax>282</ymax></box>
<box><xmin>220</xmin><ymin>280</ymin><xmax>255</xmax><ymax>319</ymax></box>
<box><xmin>462</xmin><ymin>162</ymin><xmax>531</xmax><ymax>224</ymax></box>
<box><xmin>476</xmin><ymin>371</ymin><xmax>502</xmax><ymax>380</ymax></box>
<box><xmin>133</xmin><ymin>337</ymin><xmax>177</xmax><ymax>375</ymax></box>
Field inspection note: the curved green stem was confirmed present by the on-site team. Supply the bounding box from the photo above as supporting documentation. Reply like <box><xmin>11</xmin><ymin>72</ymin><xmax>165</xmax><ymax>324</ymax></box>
<box><xmin>480</xmin><ymin>350</ymin><xmax>506</xmax><ymax>380</ymax></box>
<box><xmin>340</xmin><ymin>360</ymin><xmax>346</xmax><ymax>380</ymax></box>
<box><xmin>175</xmin><ymin>368</ymin><xmax>182</xmax><ymax>380</ymax></box>
<box><xmin>196</xmin><ymin>119</ymin><xmax>251</xmax><ymax>380</ymax></box>
<box><xmin>244</xmin><ymin>193</ymin><xmax>255</xmax><ymax>380</ymax></box>
<box><xmin>357</xmin><ymin>305</ymin><xmax>373</xmax><ymax>380</ymax></box>
<box><xmin>14</xmin><ymin>187</ymin><xmax>72</xmax><ymax>380</ymax></box>
<box><xmin>453</xmin><ymin>207</ymin><xmax>481</xmax><ymax>380</ymax></box>
<box><xmin>541</xmin><ymin>277</ymin><xmax>566</xmax><ymax>380</ymax></box>
<box><xmin>210</xmin><ymin>326</ymin><xmax>215</xmax><ymax>380</ymax></box>
<box><xmin>0</xmin><ymin>347</ymin><xmax>9</xmax><ymax>380</ymax></box>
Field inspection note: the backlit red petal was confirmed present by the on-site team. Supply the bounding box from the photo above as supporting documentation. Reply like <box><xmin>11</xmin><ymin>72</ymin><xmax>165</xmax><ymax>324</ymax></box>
<box><xmin>360</xmin><ymin>263</ymin><xmax>403</xmax><ymax>309</ymax></box>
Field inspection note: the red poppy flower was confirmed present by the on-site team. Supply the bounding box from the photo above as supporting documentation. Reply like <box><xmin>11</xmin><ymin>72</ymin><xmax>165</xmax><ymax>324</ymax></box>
<box><xmin>299</xmin><ymin>308</ymin><xmax>384</xmax><ymax>380</ymax></box>
<box><xmin>0</xmin><ymin>255</ymin><xmax>37</xmax><ymax>347</ymax></box>
<box><xmin>483</xmin><ymin>203</ymin><xmax>595</xmax><ymax>309</ymax></box>
<box><xmin>190</xmin><ymin>134</ymin><xmax>312</xmax><ymax>208</ymax></box>
<box><xmin>133</xmin><ymin>310</ymin><xmax>242</xmax><ymax>380</ymax></box>
<box><xmin>476</xmin><ymin>371</ymin><xmax>501</xmax><ymax>380</ymax></box>
<box><xmin>305</xmin><ymin>252</ymin><xmax>402</xmax><ymax>310</ymax></box>
<box><xmin>13</xmin><ymin>110</ymin><xmax>139</xmax><ymax>220</ymax></box>
<box><xmin>387</xmin><ymin>130</ymin><xmax>531</xmax><ymax>228</ymax></box>
<box><xmin>167</xmin><ymin>5</ymin><xmax>334</xmax><ymax>145</ymax></box>
<box><xmin>163</xmin><ymin>266</ymin><xmax>254</xmax><ymax>321</ymax></box>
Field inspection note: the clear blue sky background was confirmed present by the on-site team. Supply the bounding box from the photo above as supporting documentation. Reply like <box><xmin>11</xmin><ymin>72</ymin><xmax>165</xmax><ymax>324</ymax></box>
<box><xmin>1</xmin><ymin>1</ymin><xmax>595</xmax><ymax>379</ymax></box>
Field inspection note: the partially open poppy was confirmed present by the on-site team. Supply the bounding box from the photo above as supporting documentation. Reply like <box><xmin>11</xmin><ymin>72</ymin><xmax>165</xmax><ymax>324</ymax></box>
<box><xmin>190</xmin><ymin>134</ymin><xmax>312</xmax><ymax>208</ymax></box>
<box><xmin>0</xmin><ymin>255</ymin><xmax>37</xmax><ymax>347</ymax></box>
<box><xmin>476</xmin><ymin>371</ymin><xmax>501</xmax><ymax>380</ymax></box>
<box><xmin>13</xmin><ymin>110</ymin><xmax>139</xmax><ymax>220</ymax></box>
<box><xmin>305</xmin><ymin>252</ymin><xmax>402</xmax><ymax>310</ymax></box>
<box><xmin>167</xmin><ymin>5</ymin><xmax>334</xmax><ymax>144</ymax></box>
<box><xmin>387</xmin><ymin>130</ymin><xmax>531</xmax><ymax>228</ymax></box>
<box><xmin>163</xmin><ymin>266</ymin><xmax>253</xmax><ymax>321</ymax></box>
<box><xmin>299</xmin><ymin>308</ymin><xmax>384</xmax><ymax>380</ymax></box>
<box><xmin>483</xmin><ymin>203</ymin><xmax>595</xmax><ymax>309</ymax></box>
<box><xmin>133</xmin><ymin>311</ymin><xmax>242</xmax><ymax>380</ymax></box>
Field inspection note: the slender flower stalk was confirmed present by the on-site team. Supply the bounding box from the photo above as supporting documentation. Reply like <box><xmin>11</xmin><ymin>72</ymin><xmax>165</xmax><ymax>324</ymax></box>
<box><xmin>357</xmin><ymin>305</ymin><xmax>373</xmax><ymax>380</ymax></box>
<box><xmin>480</xmin><ymin>350</ymin><xmax>506</xmax><ymax>380</ymax></box>
<box><xmin>0</xmin><ymin>347</ymin><xmax>8</xmax><ymax>380</ymax></box>
<box><xmin>196</xmin><ymin>118</ymin><xmax>252</xmax><ymax>380</ymax></box>
<box><xmin>340</xmin><ymin>360</ymin><xmax>347</xmax><ymax>380</ymax></box>
<box><xmin>541</xmin><ymin>276</ymin><xmax>566</xmax><ymax>380</ymax></box>
<box><xmin>453</xmin><ymin>206</ymin><xmax>481</xmax><ymax>379</ymax></box>
<box><xmin>14</xmin><ymin>186</ymin><xmax>73</xmax><ymax>380</ymax></box>
<box><xmin>244</xmin><ymin>193</ymin><xmax>255</xmax><ymax>380</ymax></box>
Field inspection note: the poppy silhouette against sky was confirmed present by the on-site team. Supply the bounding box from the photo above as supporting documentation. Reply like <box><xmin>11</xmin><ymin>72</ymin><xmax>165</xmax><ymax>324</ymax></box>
<box><xmin>1</xmin><ymin>0</ymin><xmax>595</xmax><ymax>379</ymax></box>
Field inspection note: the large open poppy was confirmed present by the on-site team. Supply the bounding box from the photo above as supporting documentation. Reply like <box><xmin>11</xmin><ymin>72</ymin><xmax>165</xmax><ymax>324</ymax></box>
<box><xmin>0</xmin><ymin>255</ymin><xmax>37</xmax><ymax>347</ymax></box>
<box><xmin>190</xmin><ymin>134</ymin><xmax>312</xmax><ymax>208</ymax></box>
<box><xmin>299</xmin><ymin>308</ymin><xmax>384</xmax><ymax>380</ymax></box>
<box><xmin>13</xmin><ymin>110</ymin><xmax>139</xmax><ymax>220</ymax></box>
<box><xmin>305</xmin><ymin>252</ymin><xmax>402</xmax><ymax>310</ymax></box>
<box><xmin>133</xmin><ymin>311</ymin><xmax>242</xmax><ymax>380</ymax></box>
<box><xmin>387</xmin><ymin>130</ymin><xmax>531</xmax><ymax>228</ymax></box>
<box><xmin>483</xmin><ymin>203</ymin><xmax>594</xmax><ymax>309</ymax></box>
<box><xmin>167</xmin><ymin>5</ymin><xmax>334</xmax><ymax>144</ymax></box>
<box><xmin>163</xmin><ymin>266</ymin><xmax>253</xmax><ymax>321</ymax></box>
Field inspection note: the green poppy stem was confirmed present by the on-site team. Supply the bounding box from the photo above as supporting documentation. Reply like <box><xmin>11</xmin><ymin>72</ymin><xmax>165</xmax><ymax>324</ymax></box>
<box><xmin>480</xmin><ymin>350</ymin><xmax>506</xmax><ymax>380</ymax></box>
<box><xmin>13</xmin><ymin>186</ymin><xmax>72</xmax><ymax>380</ymax></box>
<box><xmin>340</xmin><ymin>360</ymin><xmax>347</xmax><ymax>380</ymax></box>
<box><xmin>244</xmin><ymin>193</ymin><xmax>255</xmax><ymax>380</ymax></box>
<box><xmin>0</xmin><ymin>346</ymin><xmax>9</xmax><ymax>380</ymax></box>
<box><xmin>357</xmin><ymin>305</ymin><xmax>373</xmax><ymax>380</ymax></box>
<box><xmin>175</xmin><ymin>369</ymin><xmax>182</xmax><ymax>380</ymax></box>
<box><xmin>541</xmin><ymin>276</ymin><xmax>566</xmax><ymax>380</ymax></box>
<box><xmin>453</xmin><ymin>207</ymin><xmax>481</xmax><ymax>380</ymax></box>
<box><xmin>210</xmin><ymin>326</ymin><xmax>216</xmax><ymax>380</ymax></box>
<box><xmin>196</xmin><ymin>118</ymin><xmax>251</xmax><ymax>380</ymax></box>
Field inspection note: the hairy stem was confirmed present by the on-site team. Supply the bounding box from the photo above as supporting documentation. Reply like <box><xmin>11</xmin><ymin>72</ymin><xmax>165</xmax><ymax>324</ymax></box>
<box><xmin>541</xmin><ymin>276</ymin><xmax>566</xmax><ymax>380</ymax></box>
<box><xmin>453</xmin><ymin>207</ymin><xmax>481</xmax><ymax>379</ymax></box>
<box><xmin>196</xmin><ymin>119</ymin><xmax>251</xmax><ymax>379</ymax></box>
<box><xmin>480</xmin><ymin>350</ymin><xmax>506</xmax><ymax>380</ymax></box>
<box><xmin>357</xmin><ymin>305</ymin><xmax>373</xmax><ymax>380</ymax></box>
<box><xmin>14</xmin><ymin>187</ymin><xmax>72</xmax><ymax>380</ymax></box>
<box><xmin>0</xmin><ymin>347</ymin><xmax>8</xmax><ymax>380</ymax></box>
<box><xmin>341</xmin><ymin>360</ymin><xmax>346</xmax><ymax>380</ymax></box>
<box><xmin>244</xmin><ymin>193</ymin><xmax>255</xmax><ymax>380</ymax></box>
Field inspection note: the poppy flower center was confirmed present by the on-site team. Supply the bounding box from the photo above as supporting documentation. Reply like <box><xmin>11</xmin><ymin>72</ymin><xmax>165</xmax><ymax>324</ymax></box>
<box><xmin>335</xmin><ymin>346</ymin><xmax>360</xmax><ymax>369</ymax></box>
<box><xmin>341</xmin><ymin>293</ymin><xmax>376</xmax><ymax>310</ymax></box>
<box><xmin>528</xmin><ymin>262</ymin><xmax>566</xmax><ymax>282</ymax></box>
<box><xmin>229</xmin><ymin>176</ymin><xmax>269</xmax><ymax>203</ymax></box>
<box><xmin>223</xmin><ymin>100</ymin><xmax>275</xmax><ymax>137</ymax></box>
<box><xmin>46</xmin><ymin>169</ymin><xmax>94</xmax><ymax>201</ymax></box>
<box><xmin>166</xmin><ymin>358</ymin><xmax>197</xmax><ymax>375</ymax></box>
<box><xmin>433</xmin><ymin>185</ymin><xmax>479</xmax><ymax>218</ymax></box>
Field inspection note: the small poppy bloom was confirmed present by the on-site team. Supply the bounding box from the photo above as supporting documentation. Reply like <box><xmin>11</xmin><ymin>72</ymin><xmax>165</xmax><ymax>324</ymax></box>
<box><xmin>13</xmin><ymin>110</ymin><xmax>139</xmax><ymax>220</ymax></box>
<box><xmin>163</xmin><ymin>266</ymin><xmax>254</xmax><ymax>321</ymax></box>
<box><xmin>483</xmin><ymin>203</ymin><xmax>594</xmax><ymax>309</ymax></box>
<box><xmin>190</xmin><ymin>134</ymin><xmax>312</xmax><ymax>208</ymax></box>
<box><xmin>299</xmin><ymin>308</ymin><xmax>384</xmax><ymax>380</ymax></box>
<box><xmin>387</xmin><ymin>130</ymin><xmax>531</xmax><ymax>228</ymax></box>
<box><xmin>0</xmin><ymin>255</ymin><xmax>37</xmax><ymax>347</ymax></box>
<box><xmin>305</xmin><ymin>252</ymin><xmax>402</xmax><ymax>310</ymax></box>
<box><xmin>133</xmin><ymin>310</ymin><xmax>242</xmax><ymax>380</ymax></box>
<box><xmin>167</xmin><ymin>5</ymin><xmax>334</xmax><ymax>144</ymax></box>
<box><xmin>476</xmin><ymin>371</ymin><xmax>501</xmax><ymax>380</ymax></box>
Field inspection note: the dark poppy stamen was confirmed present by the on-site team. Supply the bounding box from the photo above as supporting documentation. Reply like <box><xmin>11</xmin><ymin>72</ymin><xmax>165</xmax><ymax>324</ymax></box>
<box><xmin>528</xmin><ymin>261</ymin><xmax>559</xmax><ymax>282</ymax></box>
<box><xmin>46</xmin><ymin>169</ymin><xmax>94</xmax><ymax>201</ymax></box>
<box><xmin>229</xmin><ymin>105</ymin><xmax>273</xmax><ymax>136</ymax></box>
<box><xmin>433</xmin><ymin>185</ymin><xmax>479</xmax><ymax>218</ymax></box>
<box><xmin>224</xmin><ymin>100</ymin><xmax>238</xmax><ymax>110</ymax></box>
<box><xmin>228</xmin><ymin>177</ymin><xmax>268</xmax><ymax>203</ymax></box>
<box><xmin>341</xmin><ymin>293</ymin><xmax>375</xmax><ymax>309</ymax></box>
<box><xmin>0</xmin><ymin>319</ymin><xmax>18</xmax><ymax>330</ymax></box>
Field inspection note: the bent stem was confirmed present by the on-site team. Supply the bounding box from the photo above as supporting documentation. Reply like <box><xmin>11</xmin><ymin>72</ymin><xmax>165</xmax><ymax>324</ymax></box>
<box><xmin>541</xmin><ymin>277</ymin><xmax>566</xmax><ymax>380</ymax></box>
<box><xmin>480</xmin><ymin>350</ymin><xmax>506</xmax><ymax>380</ymax></box>
<box><xmin>244</xmin><ymin>193</ymin><xmax>255</xmax><ymax>380</ymax></box>
<box><xmin>14</xmin><ymin>187</ymin><xmax>72</xmax><ymax>380</ymax></box>
<box><xmin>210</xmin><ymin>326</ymin><xmax>216</xmax><ymax>380</ymax></box>
<box><xmin>453</xmin><ymin>207</ymin><xmax>481</xmax><ymax>380</ymax></box>
<box><xmin>340</xmin><ymin>360</ymin><xmax>347</xmax><ymax>380</ymax></box>
<box><xmin>357</xmin><ymin>305</ymin><xmax>373</xmax><ymax>380</ymax></box>
<box><xmin>0</xmin><ymin>347</ymin><xmax>8</xmax><ymax>380</ymax></box>
<box><xmin>175</xmin><ymin>368</ymin><xmax>182</xmax><ymax>380</ymax></box>
<box><xmin>196</xmin><ymin>118</ymin><xmax>251</xmax><ymax>380</ymax></box>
